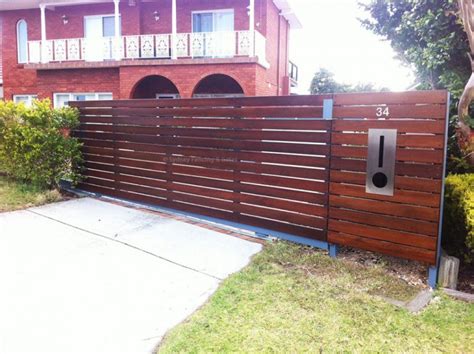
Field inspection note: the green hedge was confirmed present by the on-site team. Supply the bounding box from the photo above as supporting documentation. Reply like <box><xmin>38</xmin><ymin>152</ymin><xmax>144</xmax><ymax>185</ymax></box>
<box><xmin>442</xmin><ymin>174</ymin><xmax>474</xmax><ymax>263</ymax></box>
<box><xmin>0</xmin><ymin>99</ymin><xmax>83</xmax><ymax>188</ymax></box>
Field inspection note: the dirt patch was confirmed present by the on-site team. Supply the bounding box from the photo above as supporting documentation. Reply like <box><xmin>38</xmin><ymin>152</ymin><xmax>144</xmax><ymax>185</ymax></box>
<box><xmin>338</xmin><ymin>246</ymin><xmax>428</xmax><ymax>289</ymax></box>
<box><xmin>458</xmin><ymin>264</ymin><xmax>474</xmax><ymax>294</ymax></box>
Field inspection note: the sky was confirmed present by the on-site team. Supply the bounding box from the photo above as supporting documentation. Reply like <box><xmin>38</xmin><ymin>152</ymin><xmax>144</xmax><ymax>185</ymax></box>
<box><xmin>289</xmin><ymin>0</ymin><xmax>415</xmax><ymax>94</ymax></box>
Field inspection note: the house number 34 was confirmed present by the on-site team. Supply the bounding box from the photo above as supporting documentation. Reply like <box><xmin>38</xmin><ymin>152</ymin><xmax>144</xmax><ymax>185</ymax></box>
<box><xmin>376</xmin><ymin>106</ymin><xmax>390</xmax><ymax>117</ymax></box>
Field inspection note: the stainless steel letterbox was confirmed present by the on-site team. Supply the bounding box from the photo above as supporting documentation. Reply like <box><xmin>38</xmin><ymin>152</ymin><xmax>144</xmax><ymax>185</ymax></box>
<box><xmin>366</xmin><ymin>129</ymin><xmax>397</xmax><ymax>196</ymax></box>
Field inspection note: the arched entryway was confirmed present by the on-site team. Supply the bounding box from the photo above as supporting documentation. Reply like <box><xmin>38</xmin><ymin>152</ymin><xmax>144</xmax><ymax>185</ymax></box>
<box><xmin>131</xmin><ymin>75</ymin><xmax>180</xmax><ymax>99</ymax></box>
<box><xmin>192</xmin><ymin>74</ymin><xmax>244</xmax><ymax>98</ymax></box>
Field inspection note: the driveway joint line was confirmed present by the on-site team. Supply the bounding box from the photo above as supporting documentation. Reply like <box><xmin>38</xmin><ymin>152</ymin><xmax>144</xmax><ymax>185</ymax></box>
<box><xmin>26</xmin><ymin>209</ymin><xmax>223</xmax><ymax>281</ymax></box>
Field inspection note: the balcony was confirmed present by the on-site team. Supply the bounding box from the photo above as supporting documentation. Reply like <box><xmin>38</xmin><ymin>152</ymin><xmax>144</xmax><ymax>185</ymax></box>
<box><xmin>26</xmin><ymin>30</ymin><xmax>268</xmax><ymax>67</ymax></box>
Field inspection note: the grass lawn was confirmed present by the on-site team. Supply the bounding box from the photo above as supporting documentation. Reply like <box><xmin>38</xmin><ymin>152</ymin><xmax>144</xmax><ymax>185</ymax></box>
<box><xmin>159</xmin><ymin>242</ymin><xmax>474</xmax><ymax>353</ymax></box>
<box><xmin>0</xmin><ymin>175</ymin><xmax>62</xmax><ymax>212</ymax></box>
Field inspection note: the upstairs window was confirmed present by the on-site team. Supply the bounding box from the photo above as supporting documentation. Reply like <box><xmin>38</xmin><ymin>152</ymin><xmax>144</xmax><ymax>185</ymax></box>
<box><xmin>84</xmin><ymin>15</ymin><xmax>121</xmax><ymax>38</ymax></box>
<box><xmin>192</xmin><ymin>10</ymin><xmax>234</xmax><ymax>33</ymax></box>
<box><xmin>17</xmin><ymin>19</ymin><xmax>28</xmax><ymax>63</ymax></box>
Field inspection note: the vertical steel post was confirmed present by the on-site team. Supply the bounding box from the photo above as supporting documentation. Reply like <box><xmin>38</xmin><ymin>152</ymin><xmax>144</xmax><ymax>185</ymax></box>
<box><xmin>323</xmin><ymin>98</ymin><xmax>337</xmax><ymax>258</ymax></box>
<box><xmin>428</xmin><ymin>92</ymin><xmax>451</xmax><ymax>288</ymax></box>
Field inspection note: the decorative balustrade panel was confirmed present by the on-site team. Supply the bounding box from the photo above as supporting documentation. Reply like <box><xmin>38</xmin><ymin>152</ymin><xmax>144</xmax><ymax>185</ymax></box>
<box><xmin>54</xmin><ymin>40</ymin><xmax>67</xmax><ymax>61</ymax></box>
<box><xmin>43</xmin><ymin>40</ymin><xmax>53</xmax><ymax>62</ymax></box>
<box><xmin>125</xmin><ymin>36</ymin><xmax>140</xmax><ymax>59</ymax></box>
<box><xmin>176</xmin><ymin>33</ymin><xmax>189</xmax><ymax>57</ymax></box>
<box><xmin>140</xmin><ymin>35</ymin><xmax>155</xmax><ymax>58</ymax></box>
<box><xmin>237</xmin><ymin>31</ymin><xmax>252</xmax><ymax>56</ymax></box>
<box><xmin>67</xmin><ymin>39</ymin><xmax>81</xmax><ymax>61</ymax></box>
<box><xmin>155</xmin><ymin>34</ymin><xmax>170</xmax><ymax>58</ymax></box>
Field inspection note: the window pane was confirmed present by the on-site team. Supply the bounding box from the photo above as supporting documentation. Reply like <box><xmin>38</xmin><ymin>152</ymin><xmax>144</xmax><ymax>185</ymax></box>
<box><xmin>17</xmin><ymin>20</ymin><xmax>28</xmax><ymax>63</ymax></box>
<box><xmin>193</xmin><ymin>13</ymin><xmax>213</xmax><ymax>32</ymax></box>
<box><xmin>215</xmin><ymin>12</ymin><xmax>234</xmax><ymax>32</ymax></box>
<box><xmin>55</xmin><ymin>94</ymin><xmax>70</xmax><ymax>108</ymax></box>
<box><xmin>97</xmin><ymin>93</ymin><xmax>113</xmax><ymax>100</ymax></box>
<box><xmin>85</xmin><ymin>17</ymin><xmax>102</xmax><ymax>38</ymax></box>
<box><xmin>103</xmin><ymin>16</ymin><xmax>120</xmax><ymax>37</ymax></box>
<box><xmin>14</xmin><ymin>95</ymin><xmax>37</xmax><ymax>107</ymax></box>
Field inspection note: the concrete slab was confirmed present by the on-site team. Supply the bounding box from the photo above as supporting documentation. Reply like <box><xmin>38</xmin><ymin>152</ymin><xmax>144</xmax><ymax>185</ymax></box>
<box><xmin>30</xmin><ymin>198</ymin><xmax>262</xmax><ymax>279</ymax></box>
<box><xmin>0</xmin><ymin>198</ymin><xmax>262</xmax><ymax>353</ymax></box>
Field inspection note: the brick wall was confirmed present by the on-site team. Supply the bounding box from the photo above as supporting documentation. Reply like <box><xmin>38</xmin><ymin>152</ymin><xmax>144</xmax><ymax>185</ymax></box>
<box><xmin>36</xmin><ymin>68</ymin><xmax>120</xmax><ymax>99</ymax></box>
<box><xmin>1</xmin><ymin>0</ymin><xmax>291</xmax><ymax>100</ymax></box>
<box><xmin>120</xmin><ymin>62</ymin><xmax>258</xmax><ymax>98</ymax></box>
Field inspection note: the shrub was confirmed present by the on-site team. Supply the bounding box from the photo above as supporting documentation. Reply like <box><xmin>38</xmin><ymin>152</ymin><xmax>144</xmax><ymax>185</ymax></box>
<box><xmin>442</xmin><ymin>174</ymin><xmax>474</xmax><ymax>263</ymax></box>
<box><xmin>0</xmin><ymin>99</ymin><xmax>83</xmax><ymax>188</ymax></box>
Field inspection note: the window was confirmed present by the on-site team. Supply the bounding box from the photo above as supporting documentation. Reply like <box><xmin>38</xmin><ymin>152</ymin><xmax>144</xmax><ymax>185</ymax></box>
<box><xmin>84</xmin><ymin>15</ymin><xmax>121</xmax><ymax>61</ymax></box>
<box><xmin>84</xmin><ymin>15</ymin><xmax>121</xmax><ymax>38</ymax></box>
<box><xmin>192</xmin><ymin>10</ymin><xmax>235</xmax><ymax>57</ymax></box>
<box><xmin>192</xmin><ymin>10</ymin><xmax>234</xmax><ymax>33</ymax></box>
<box><xmin>53</xmin><ymin>93</ymin><xmax>113</xmax><ymax>108</ymax></box>
<box><xmin>17</xmin><ymin>19</ymin><xmax>28</xmax><ymax>63</ymax></box>
<box><xmin>13</xmin><ymin>94</ymin><xmax>37</xmax><ymax>107</ymax></box>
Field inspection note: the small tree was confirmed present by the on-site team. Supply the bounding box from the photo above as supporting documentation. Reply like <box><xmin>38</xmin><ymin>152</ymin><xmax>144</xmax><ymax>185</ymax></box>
<box><xmin>310</xmin><ymin>68</ymin><xmax>387</xmax><ymax>94</ymax></box>
<box><xmin>310</xmin><ymin>68</ymin><xmax>350</xmax><ymax>94</ymax></box>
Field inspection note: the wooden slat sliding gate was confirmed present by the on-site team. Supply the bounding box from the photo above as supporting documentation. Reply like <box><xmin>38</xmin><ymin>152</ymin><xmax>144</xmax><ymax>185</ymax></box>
<box><xmin>72</xmin><ymin>90</ymin><xmax>449</xmax><ymax>271</ymax></box>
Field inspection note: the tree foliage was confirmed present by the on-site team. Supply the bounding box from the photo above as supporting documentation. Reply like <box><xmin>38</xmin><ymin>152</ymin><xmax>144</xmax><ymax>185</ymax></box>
<box><xmin>361</xmin><ymin>0</ymin><xmax>474</xmax><ymax>173</ymax></box>
<box><xmin>360</xmin><ymin>0</ymin><xmax>470</xmax><ymax>99</ymax></box>
<box><xmin>310</xmin><ymin>68</ymin><xmax>387</xmax><ymax>94</ymax></box>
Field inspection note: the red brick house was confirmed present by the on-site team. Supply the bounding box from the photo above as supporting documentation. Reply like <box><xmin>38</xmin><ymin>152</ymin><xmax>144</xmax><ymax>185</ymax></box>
<box><xmin>0</xmin><ymin>0</ymin><xmax>300</xmax><ymax>107</ymax></box>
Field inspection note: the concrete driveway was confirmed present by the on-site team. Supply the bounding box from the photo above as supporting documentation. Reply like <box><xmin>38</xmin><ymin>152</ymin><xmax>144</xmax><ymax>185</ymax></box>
<box><xmin>0</xmin><ymin>197</ymin><xmax>262</xmax><ymax>354</ymax></box>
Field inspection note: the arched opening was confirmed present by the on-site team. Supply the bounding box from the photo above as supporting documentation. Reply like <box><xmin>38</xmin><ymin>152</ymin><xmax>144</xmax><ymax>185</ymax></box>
<box><xmin>17</xmin><ymin>19</ymin><xmax>28</xmax><ymax>64</ymax></box>
<box><xmin>131</xmin><ymin>75</ymin><xmax>180</xmax><ymax>99</ymax></box>
<box><xmin>193</xmin><ymin>74</ymin><xmax>244</xmax><ymax>98</ymax></box>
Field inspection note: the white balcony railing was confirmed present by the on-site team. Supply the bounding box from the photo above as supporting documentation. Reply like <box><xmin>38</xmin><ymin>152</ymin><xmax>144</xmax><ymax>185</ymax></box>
<box><xmin>27</xmin><ymin>30</ymin><xmax>267</xmax><ymax>65</ymax></box>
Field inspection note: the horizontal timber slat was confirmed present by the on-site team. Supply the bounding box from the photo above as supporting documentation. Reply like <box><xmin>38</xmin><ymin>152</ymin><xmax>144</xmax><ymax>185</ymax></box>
<box><xmin>329</xmin><ymin>208</ymin><xmax>438</xmax><ymax>237</ymax></box>
<box><xmin>76</xmin><ymin>129</ymin><xmax>330</xmax><ymax>144</ymax></box>
<box><xmin>79</xmin><ymin>106</ymin><xmax>325</xmax><ymax>118</ymax></box>
<box><xmin>78</xmin><ymin>118</ymin><xmax>331</xmax><ymax>130</ymax></box>
<box><xmin>80</xmin><ymin>140</ymin><xmax>330</xmax><ymax>168</ymax></box>
<box><xmin>328</xmin><ymin>219</ymin><xmax>437</xmax><ymax>250</ymax></box>
<box><xmin>76</xmin><ymin>131</ymin><xmax>330</xmax><ymax>155</ymax></box>
<box><xmin>330</xmin><ymin>183</ymin><xmax>440</xmax><ymax>207</ymax></box>
<box><xmin>330</xmin><ymin>157</ymin><xmax>443</xmax><ymax>179</ymax></box>
<box><xmin>328</xmin><ymin>231</ymin><xmax>436</xmax><ymax>264</ymax></box>
<box><xmin>332</xmin><ymin>104</ymin><xmax>446</xmax><ymax>119</ymax></box>
<box><xmin>331</xmin><ymin>133</ymin><xmax>444</xmax><ymax>149</ymax></box>
<box><xmin>329</xmin><ymin>170</ymin><xmax>441</xmax><ymax>193</ymax></box>
<box><xmin>331</xmin><ymin>145</ymin><xmax>443</xmax><ymax>164</ymax></box>
<box><xmin>71</xmin><ymin>94</ymin><xmax>331</xmax><ymax>108</ymax></box>
<box><xmin>332</xmin><ymin>120</ymin><xmax>445</xmax><ymax>134</ymax></box>
<box><xmin>329</xmin><ymin>195</ymin><xmax>439</xmax><ymax>222</ymax></box>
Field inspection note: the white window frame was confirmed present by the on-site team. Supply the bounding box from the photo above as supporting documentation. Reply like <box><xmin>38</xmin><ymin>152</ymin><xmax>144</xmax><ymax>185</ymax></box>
<box><xmin>53</xmin><ymin>92</ymin><xmax>113</xmax><ymax>108</ymax></box>
<box><xmin>17</xmin><ymin>19</ymin><xmax>28</xmax><ymax>64</ymax></box>
<box><xmin>191</xmin><ymin>9</ymin><xmax>235</xmax><ymax>33</ymax></box>
<box><xmin>13</xmin><ymin>94</ymin><xmax>37</xmax><ymax>107</ymax></box>
<box><xmin>83</xmin><ymin>14</ymin><xmax>122</xmax><ymax>37</ymax></box>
